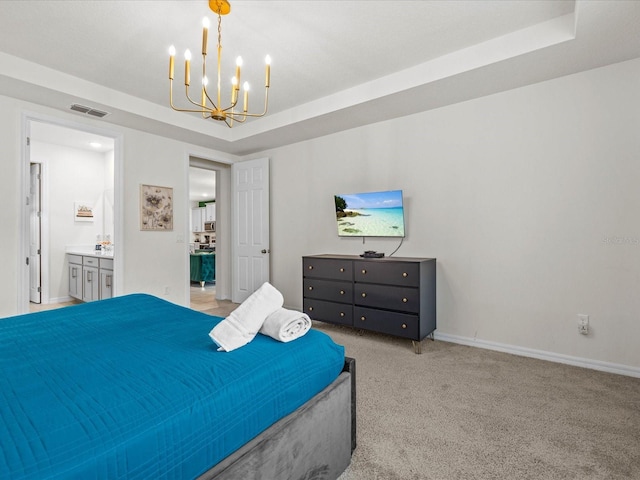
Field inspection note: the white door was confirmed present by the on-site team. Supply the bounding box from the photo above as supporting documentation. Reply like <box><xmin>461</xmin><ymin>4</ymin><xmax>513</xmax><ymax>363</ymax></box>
<box><xmin>29</xmin><ymin>163</ymin><xmax>42</xmax><ymax>304</ymax></box>
<box><xmin>231</xmin><ymin>157</ymin><xmax>270</xmax><ymax>303</ymax></box>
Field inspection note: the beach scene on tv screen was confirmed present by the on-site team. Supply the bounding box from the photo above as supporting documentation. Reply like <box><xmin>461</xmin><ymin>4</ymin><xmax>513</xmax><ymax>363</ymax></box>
<box><xmin>335</xmin><ymin>190</ymin><xmax>405</xmax><ymax>237</ymax></box>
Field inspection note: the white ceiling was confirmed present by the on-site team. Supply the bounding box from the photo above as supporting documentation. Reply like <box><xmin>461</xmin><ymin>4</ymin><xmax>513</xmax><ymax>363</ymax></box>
<box><xmin>1</xmin><ymin>1</ymin><xmax>640</xmax><ymax>156</ymax></box>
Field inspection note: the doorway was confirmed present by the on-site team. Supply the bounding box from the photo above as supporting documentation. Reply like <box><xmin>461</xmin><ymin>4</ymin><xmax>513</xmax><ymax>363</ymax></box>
<box><xmin>188</xmin><ymin>157</ymin><xmax>232</xmax><ymax>311</ymax></box>
<box><xmin>21</xmin><ymin>116</ymin><xmax>120</xmax><ymax>314</ymax></box>
<box><xmin>29</xmin><ymin>163</ymin><xmax>42</xmax><ymax>304</ymax></box>
<box><xmin>189</xmin><ymin>165</ymin><xmax>217</xmax><ymax>310</ymax></box>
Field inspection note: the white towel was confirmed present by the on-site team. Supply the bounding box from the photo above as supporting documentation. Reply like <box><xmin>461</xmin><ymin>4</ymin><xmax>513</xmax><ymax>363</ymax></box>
<box><xmin>259</xmin><ymin>308</ymin><xmax>312</xmax><ymax>343</ymax></box>
<box><xmin>209</xmin><ymin>282</ymin><xmax>283</xmax><ymax>352</ymax></box>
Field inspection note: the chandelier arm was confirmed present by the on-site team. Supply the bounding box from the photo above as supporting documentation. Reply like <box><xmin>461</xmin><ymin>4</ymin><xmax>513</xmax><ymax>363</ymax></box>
<box><xmin>220</xmin><ymin>97</ymin><xmax>240</xmax><ymax>113</ymax></box>
<box><xmin>227</xmin><ymin>113</ymin><xmax>247</xmax><ymax>122</ymax></box>
<box><xmin>184</xmin><ymin>85</ymin><xmax>214</xmax><ymax>112</ymax></box>
<box><xmin>201</xmin><ymin>54</ymin><xmax>222</xmax><ymax>111</ymax></box>
<box><xmin>226</xmin><ymin>87</ymin><xmax>270</xmax><ymax>118</ymax></box>
<box><xmin>170</xmin><ymin>79</ymin><xmax>210</xmax><ymax>114</ymax></box>
<box><xmin>202</xmin><ymin>84</ymin><xmax>220</xmax><ymax>111</ymax></box>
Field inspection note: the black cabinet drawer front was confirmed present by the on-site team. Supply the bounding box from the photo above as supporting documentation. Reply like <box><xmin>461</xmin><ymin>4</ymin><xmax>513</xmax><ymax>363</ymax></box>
<box><xmin>354</xmin><ymin>284</ymin><xmax>420</xmax><ymax>313</ymax></box>
<box><xmin>304</xmin><ymin>257</ymin><xmax>353</xmax><ymax>280</ymax></box>
<box><xmin>303</xmin><ymin>298</ymin><xmax>353</xmax><ymax>326</ymax></box>
<box><xmin>354</xmin><ymin>307</ymin><xmax>419</xmax><ymax>339</ymax></box>
<box><xmin>304</xmin><ymin>278</ymin><xmax>353</xmax><ymax>303</ymax></box>
<box><xmin>354</xmin><ymin>261</ymin><xmax>420</xmax><ymax>287</ymax></box>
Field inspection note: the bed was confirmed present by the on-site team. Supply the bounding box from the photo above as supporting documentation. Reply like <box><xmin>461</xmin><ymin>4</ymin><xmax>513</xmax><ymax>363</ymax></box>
<box><xmin>0</xmin><ymin>294</ymin><xmax>355</xmax><ymax>479</ymax></box>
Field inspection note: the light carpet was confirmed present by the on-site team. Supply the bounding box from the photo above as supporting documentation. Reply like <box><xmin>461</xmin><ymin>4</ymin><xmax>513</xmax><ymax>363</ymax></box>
<box><xmin>311</xmin><ymin>323</ymin><xmax>640</xmax><ymax>480</ymax></box>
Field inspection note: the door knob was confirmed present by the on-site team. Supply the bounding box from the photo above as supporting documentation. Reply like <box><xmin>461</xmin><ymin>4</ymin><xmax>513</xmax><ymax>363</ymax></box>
<box><xmin>261</xmin><ymin>249</ymin><xmax>270</xmax><ymax>254</ymax></box>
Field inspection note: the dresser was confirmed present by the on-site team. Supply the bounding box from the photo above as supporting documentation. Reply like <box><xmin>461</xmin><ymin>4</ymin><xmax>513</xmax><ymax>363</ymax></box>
<box><xmin>302</xmin><ymin>254</ymin><xmax>436</xmax><ymax>353</ymax></box>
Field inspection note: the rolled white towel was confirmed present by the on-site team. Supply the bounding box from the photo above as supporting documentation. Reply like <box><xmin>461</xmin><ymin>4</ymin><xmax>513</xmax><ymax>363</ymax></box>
<box><xmin>209</xmin><ymin>282</ymin><xmax>283</xmax><ymax>352</ymax></box>
<box><xmin>259</xmin><ymin>308</ymin><xmax>312</xmax><ymax>343</ymax></box>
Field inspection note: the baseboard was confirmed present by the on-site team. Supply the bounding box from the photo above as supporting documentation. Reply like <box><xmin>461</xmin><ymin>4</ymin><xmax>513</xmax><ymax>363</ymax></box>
<box><xmin>434</xmin><ymin>332</ymin><xmax>640</xmax><ymax>379</ymax></box>
<box><xmin>47</xmin><ymin>295</ymin><xmax>73</xmax><ymax>304</ymax></box>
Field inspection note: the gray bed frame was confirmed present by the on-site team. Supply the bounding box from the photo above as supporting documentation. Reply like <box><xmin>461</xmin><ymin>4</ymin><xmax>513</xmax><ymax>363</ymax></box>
<box><xmin>198</xmin><ymin>357</ymin><xmax>356</xmax><ymax>480</ymax></box>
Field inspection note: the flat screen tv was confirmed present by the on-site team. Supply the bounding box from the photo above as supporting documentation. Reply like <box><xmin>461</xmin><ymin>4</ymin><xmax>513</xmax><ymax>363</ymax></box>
<box><xmin>335</xmin><ymin>189</ymin><xmax>405</xmax><ymax>237</ymax></box>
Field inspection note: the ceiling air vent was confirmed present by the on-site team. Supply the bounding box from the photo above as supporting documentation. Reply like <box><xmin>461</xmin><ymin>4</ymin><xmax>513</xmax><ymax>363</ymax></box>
<box><xmin>69</xmin><ymin>103</ymin><xmax>110</xmax><ymax>118</ymax></box>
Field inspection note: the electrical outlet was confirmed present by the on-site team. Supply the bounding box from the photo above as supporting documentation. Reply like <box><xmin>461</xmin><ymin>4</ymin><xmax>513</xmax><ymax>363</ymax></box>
<box><xmin>578</xmin><ymin>314</ymin><xmax>589</xmax><ymax>335</ymax></box>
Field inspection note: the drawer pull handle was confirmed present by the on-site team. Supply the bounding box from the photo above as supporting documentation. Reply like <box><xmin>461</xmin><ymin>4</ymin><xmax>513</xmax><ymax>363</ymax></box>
<box><xmin>340</xmin><ymin>312</ymin><xmax>345</xmax><ymax>317</ymax></box>
<box><xmin>106</xmin><ymin>275</ymin><xmax>112</xmax><ymax>288</ymax></box>
<box><xmin>308</xmin><ymin>307</ymin><xmax>314</xmax><ymax>312</ymax></box>
<box><xmin>361</xmin><ymin>292</ymin><xmax>367</xmax><ymax>298</ymax></box>
<box><xmin>402</xmin><ymin>272</ymin><xmax>408</xmax><ymax>278</ymax></box>
<box><xmin>340</xmin><ymin>290</ymin><xmax>345</xmax><ymax>295</ymax></box>
<box><xmin>402</xmin><ymin>297</ymin><xmax>408</xmax><ymax>303</ymax></box>
<box><xmin>340</xmin><ymin>267</ymin><xmax>345</xmax><ymax>272</ymax></box>
<box><xmin>360</xmin><ymin>316</ymin><xmax>366</xmax><ymax>321</ymax></box>
<box><xmin>308</xmin><ymin>286</ymin><xmax>313</xmax><ymax>291</ymax></box>
<box><xmin>402</xmin><ymin>323</ymin><xmax>407</xmax><ymax>329</ymax></box>
<box><xmin>361</xmin><ymin>269</ymin><xmax>367</xmax><ymax>274</ymax></box>
<box><xmin>308</xmin><ymin>265</ymin><xmax>314</xmax><ymax>270</ymax></box>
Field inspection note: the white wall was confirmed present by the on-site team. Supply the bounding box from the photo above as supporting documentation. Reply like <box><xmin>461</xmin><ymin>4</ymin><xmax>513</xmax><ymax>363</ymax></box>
<box><xmin>248</xmin><ymin>57</ymin><xmax>640</xmax><ymax>371</ymax></box>
<box><xmin>30</xmin><ymin>140</ymin><xmax>113</xmax><ymax>302</ymax></box>
<box><xmin>0</xmin><ymin>96</ymin><xmax>237</xmax><ymax>317</ymax></box>
<box><xmin>1</xmin><ymin>57</ymin><xmax>638</xmax><ymax>372</ymax></box>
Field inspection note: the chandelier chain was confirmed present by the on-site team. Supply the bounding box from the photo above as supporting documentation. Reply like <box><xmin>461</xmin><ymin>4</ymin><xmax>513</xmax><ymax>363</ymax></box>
<box><xmin>217</xmin><ymin>11</ymin><xmax>222</xmax><ymax>49</ymax></box>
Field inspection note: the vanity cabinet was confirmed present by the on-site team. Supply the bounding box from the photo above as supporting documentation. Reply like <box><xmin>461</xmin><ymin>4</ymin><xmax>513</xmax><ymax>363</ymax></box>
<box><xmin>82</xmin><ymin>256</ymin><xmax>100</xmax><ymax>302</ymax></box>
<box><xmin>67</xmin><ymin>254</ymin><xmax>114</xmax><ymax>302</ymax></box>
<box><xmin>99</xmin><ymin>258</ymin><xmax>114</xmax><ymax>299</ymax></box>
<box><xmin>68</xmin><ymin>255</ymin><xmax>82</xmax><ymax>300</ymax></box>
<box><xmin>303</xmin><ymin>254</ymin><xmax>436</xmax><ymax>353</ymax></box>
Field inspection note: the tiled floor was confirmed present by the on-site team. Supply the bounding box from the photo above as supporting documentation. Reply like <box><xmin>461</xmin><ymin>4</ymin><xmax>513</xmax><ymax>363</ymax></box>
<box><xmin>28</xmin><ymin>284</ymin><xmax>238</xmax><ymax>317</ymax></box>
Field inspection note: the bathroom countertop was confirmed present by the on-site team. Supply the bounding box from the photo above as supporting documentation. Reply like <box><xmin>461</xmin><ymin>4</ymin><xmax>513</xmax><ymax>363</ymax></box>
<box><xmin>66</xmin><ymin>249</ymin><xmax>114</xmax><ymax>259</ymax></box>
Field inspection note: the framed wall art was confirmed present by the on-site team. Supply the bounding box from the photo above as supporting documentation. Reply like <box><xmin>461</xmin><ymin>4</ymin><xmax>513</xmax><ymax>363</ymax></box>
<box><xmin>74</xmin><ymin>202</ymin><xmax>94</xmax><ymax>222</ymax></box>
<box><xmin>140</xmin><ymin>184</ymin><xmax>173</xmax><ymax>231</ymax></box>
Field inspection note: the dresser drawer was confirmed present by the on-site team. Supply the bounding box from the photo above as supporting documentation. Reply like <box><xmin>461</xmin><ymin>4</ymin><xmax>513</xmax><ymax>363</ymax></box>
<box><xmin>354</xmin><ymin>283</ymin><xmax>420</xmax><ymax>313</ymax></box>
<box><xmin>304</xmin><ymin>278</ymin><xmax>352</xmax><ymax>303</ymax></box>
<box><xmin>303</xmin><ymin>257</ymin><xmax>353</xmax><ymax>280</ymax></box>
<box><xmin>354</xmin><ymin>260</ymin><xmax>420</xmax><ymax>287</ymax></box>
<box><xmin>303</xmin><ymin>298</ymin><xmax>353</xmax><ymax>326</ymax></box>
<box><xmin>354</xmin><ymin>307</ymin><xmax>419</xmax><ymax>339</ymax></box>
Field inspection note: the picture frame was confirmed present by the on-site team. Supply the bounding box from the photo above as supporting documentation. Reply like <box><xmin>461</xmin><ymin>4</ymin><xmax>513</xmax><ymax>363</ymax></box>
<box><xmin>74</xmin><ymin>201</ymin><xmax>94</xmax><ymax>222</ymax></box>
<box><xmin>140</xmin><ymin>184</ymin><xmax>173</xmax><ymax>231</ymax></box>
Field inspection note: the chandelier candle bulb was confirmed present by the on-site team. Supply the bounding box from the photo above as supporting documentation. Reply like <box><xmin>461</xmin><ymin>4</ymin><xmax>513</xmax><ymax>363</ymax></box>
<box><xmin>184</xmin><ymin>49</ymin><xmax>191</xmax><ymax>86</ymax></box>
<box><xmin>235</xmin><ymin>57</ymin><xmax>242</xmax><ymax>88</ymax></box>
<box><xmin>231</xmin><ymin>76</ymin><xmax>238</xmax><ymax>104</ymax></box>
<box><xmin>265</xmin><ymin>55</ymin><xmax>271</xmax><ymax>88</ymax></box>
<box><xmin>201</xmin><ymin>77</ymin><xmax>208</xmax><ymax>108</ymax></box>
<box><xmin>202</xmin><ymin>17</ymin><xmax>209</xmax><ymax>55</ymax></box>
<box><xmin>168</xmin><ymin>45</ymin><xmax>175</xmax><ymax>80</ymax></box>
<box><xmin>243</xmin><ymin>82</ymin><xmax>249</xmax><ymax>112</ymax></box>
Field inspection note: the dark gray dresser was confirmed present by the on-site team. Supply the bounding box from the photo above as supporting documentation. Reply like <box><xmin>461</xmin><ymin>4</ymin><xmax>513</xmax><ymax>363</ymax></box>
<box><xmin>302</xmin><ymin>254</ymin><xmax>436</xmax><ymax>353</ymax></box>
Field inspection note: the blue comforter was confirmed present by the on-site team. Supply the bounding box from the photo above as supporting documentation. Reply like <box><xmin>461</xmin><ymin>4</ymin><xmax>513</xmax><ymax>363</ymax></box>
<box><xmin>0</xmin><ymin>294</ymin><xmax>345</xmax><ymax>479</ymax></box>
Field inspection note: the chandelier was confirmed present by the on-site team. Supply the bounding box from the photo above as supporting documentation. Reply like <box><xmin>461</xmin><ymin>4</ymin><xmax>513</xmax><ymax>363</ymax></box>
<box><xmin>168</xmin><ymin>0</ymin><xmax>271</xmax><ymax>127</ymax></box>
